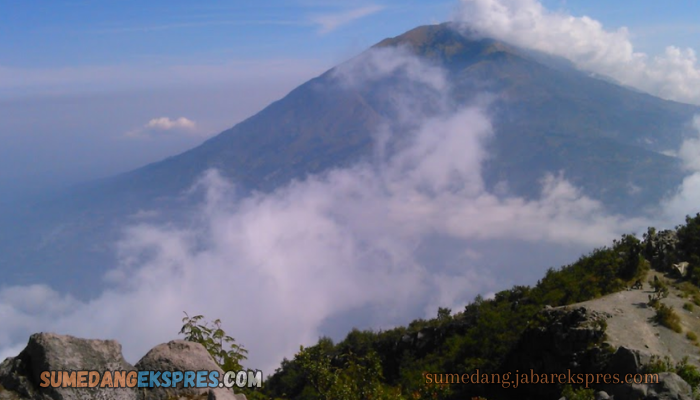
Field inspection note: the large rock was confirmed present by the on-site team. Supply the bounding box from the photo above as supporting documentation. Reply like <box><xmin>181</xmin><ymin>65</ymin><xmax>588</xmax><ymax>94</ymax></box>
<box><xmin>604</xmin><ymin>346</ymin><xmax>653</xmax><ymax>376</ymax></box>
<box><xmin>0</xmin><ymin>335</ymin><xmax>247</xmax><ymax>400</ymax></box>
<box><xmin>135</xmin><ymin>341</ymin><xmax>246</xmax><ymax>400</ymax></box>
<box><xmin>645</xmin><ymin>372</ymin><xmax>693</xmax><ymax>400</ymax></box>
<box><xmin>672</xmin><ymin>262</ymin><xmax>690</xmax><ymax>278</ymax></box>
<box><xmin>0</xmin><ymin>332</ymin><xmax>137</xmax><ymax>400</ymax></box>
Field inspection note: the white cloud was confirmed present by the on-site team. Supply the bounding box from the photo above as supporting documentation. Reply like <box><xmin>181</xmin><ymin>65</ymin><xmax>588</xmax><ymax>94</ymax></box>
<box><xmin>310</xmin><ymin>5</ymin><xmax>385</xmax><ymax>34</ymax></box>
<box><xmin>661</xmin><ymin>115</ymin><xmax>700</xmax><ymax>223</ymax></box>
<box><xmin>125</xmin><ymin>117</ymin><xmax>199</xmax><ymax>138</ymax></box>
<box><xmin>678</xmin><ymin>115</ymin><xmax>700</xmax><ymax>172</ymax></box>
<box><xmin>454</xmin><ymin>0</ymin><xmax>700</xmax><ymax>105</ymax></box>
<box><xmin>146</xmin><ymin>117</ymin><xmax>197</xmax><ymax>131</ymax></box>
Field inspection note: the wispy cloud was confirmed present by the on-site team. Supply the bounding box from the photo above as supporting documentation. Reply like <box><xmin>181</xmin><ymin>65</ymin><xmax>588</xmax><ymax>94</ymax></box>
<box><xmin>310</xmin><ymin>5</ymin><xmax>385</xmax><ymax>34</ymax></box>
<box><xmin>94</xmin><ymin>19</ymin><xmax>306</xmax><ymax>34</ymax></box>
<box><xmin>0</xmin><ymin>59</ymin><xmax>327</xmax><ymax>97</ymax></box>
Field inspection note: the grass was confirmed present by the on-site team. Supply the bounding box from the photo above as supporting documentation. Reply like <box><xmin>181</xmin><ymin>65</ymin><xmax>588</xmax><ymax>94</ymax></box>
<box><xmin>654</xmin><ymin>304</ymin><xmax>683</xmax><ymax>333</ymax></box>
<box><xmin>678</xmin><ymin>281</ymin><xmax>700</xmax><ymax>297</ymax></box>
<box><xmin>688</xmin><ymin>331</ymin><xmax>698</xmax><ymax>342</ymax></box>
<box><xmin>685</xmin><ymin>303</ymin><xmax>695</xmax><ymax>312</ymax></box>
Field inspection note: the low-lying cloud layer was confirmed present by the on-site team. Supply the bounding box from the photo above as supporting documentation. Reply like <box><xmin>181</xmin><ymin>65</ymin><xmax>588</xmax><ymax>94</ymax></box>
<box><xmin>456</xmin><ymin>0</ymin><xmax>700</xmax><ymax>105</ymax></box>
<box><xmin>2</xmin><ymin>33</ymin><xmax>700</xmax><ymax>375</ymax></box>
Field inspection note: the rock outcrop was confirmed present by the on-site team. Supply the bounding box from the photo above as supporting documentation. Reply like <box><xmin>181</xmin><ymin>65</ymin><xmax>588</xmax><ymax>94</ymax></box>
<box><xmin>0</xmin><ymin>334</ymin><xmax>247</xmax><ymax>400</ymax></box>
<box><xmin>499</xmin><ymin>306</ymin><xmax>612</xmax><ymax>399</ymax></box>
<box><xmin>503</xmin><ymin>305</ymin><xmax>694</xmax><ymax>400</ymax></box>
<box><xmin>599</xmin><ymin>348</ymin><xmax>692</xmax><ymax>400</ymax></box>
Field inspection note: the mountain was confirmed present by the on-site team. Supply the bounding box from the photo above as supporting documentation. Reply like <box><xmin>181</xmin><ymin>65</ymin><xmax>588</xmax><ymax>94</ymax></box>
<box><xmin>2</xmin><ymin>22</ymin><xmax>699</xmax><ymax>296</ymax></box>
<box><xmin>55</xmin><ymin>23</ymin><xmax>699</xmax><ymax>208</ymax></box>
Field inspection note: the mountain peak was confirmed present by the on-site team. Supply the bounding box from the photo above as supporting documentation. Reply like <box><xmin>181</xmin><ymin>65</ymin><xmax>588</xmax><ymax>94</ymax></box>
<box><xmin>373</xmin><ymin>22</ymin><xmax>519</xmax><ymax>64</ymax></box>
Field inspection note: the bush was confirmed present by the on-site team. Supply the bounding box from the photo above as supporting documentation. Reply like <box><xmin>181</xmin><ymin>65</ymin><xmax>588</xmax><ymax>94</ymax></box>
<box><xmin>645</xmin><ymin>355</ymin><xmax>675</xmax><ymax>374</ymax></box>
<box><xmin>676</xmin><ymin>357</ymin><xmax>700</xmax><ymax>390</ymax></box>
<box><xmin>654</xmin><ymin>304</ymin><xmax>683</xmax><ymax>333</ymax></box>
<box><xmin>685</xmin><ymin>303</ymin><xmax>695</xmax><ymax>312</ymax></box>
<box><xmin>649</xmin><ymin>277</ymin><xmax>670</xmax><ymax>296</ymax></box>
<box><xmin>687</xmin><ymin>331</ymin><xmax>698</xmax><ymax>342</ymax></box>
<box><xmin>561</xmin><ymin>384</ymin><xmax>595</xmax><ymax>400</ymax></box>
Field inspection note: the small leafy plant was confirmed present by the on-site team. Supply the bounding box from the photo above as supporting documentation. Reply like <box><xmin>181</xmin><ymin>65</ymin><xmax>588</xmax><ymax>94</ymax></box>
<box><xmin>179</xmin><ymin>312</ymin><xmax>248</xmax><ymax>371</ymax></box>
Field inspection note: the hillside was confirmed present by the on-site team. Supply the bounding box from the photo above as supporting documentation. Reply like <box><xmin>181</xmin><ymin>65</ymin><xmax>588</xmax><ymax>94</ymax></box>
<box><xmin>4</xmin><ymin>217</ymin><xmax>700</xmax><ymax>400</ymax></box>
<box><xmin>263</xmin><ymin>214</ymin><xmax>700</xmax><ymax>400</ymax></box>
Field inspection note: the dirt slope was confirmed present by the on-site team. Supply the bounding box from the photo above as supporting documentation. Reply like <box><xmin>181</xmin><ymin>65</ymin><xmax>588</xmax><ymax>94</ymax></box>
<box><xmin>562</xmin><ymin>271</ymin><xmax>700</xmax><ymax>368</ymax></box>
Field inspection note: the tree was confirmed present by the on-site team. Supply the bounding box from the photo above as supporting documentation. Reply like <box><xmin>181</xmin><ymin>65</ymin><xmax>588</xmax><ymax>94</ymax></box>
<box><xmin>437</xmin><ymin>307</ymin><xmax>452</xmax><ymax>321</ymax></box>
<box><xmin>179</xmin><ymin>312</ymin><xmax>248</xmax><ymax>371</ymax></box>
<box><xmin>295</xmin><ymin>344</ymin><xmax>405</xmax><ymax>400</ymax></box>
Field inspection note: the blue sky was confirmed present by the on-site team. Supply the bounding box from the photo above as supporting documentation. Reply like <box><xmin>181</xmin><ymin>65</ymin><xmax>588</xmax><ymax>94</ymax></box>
<box><xmin>0</xmin><ymin>1</ymin><xmax>453</xmax><ymax>69</ymax></box>
<box><xmin>1</xmin><ymin>0</ymin><xmax>700</xmax><ymax>199</ymax></box>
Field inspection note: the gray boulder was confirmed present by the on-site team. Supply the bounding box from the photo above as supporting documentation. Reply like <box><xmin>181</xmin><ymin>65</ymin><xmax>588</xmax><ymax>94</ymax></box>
<box><xmin>0</xmin><ymin>332</ymin><xmax>137</xmax><ymax>400</ymax></box>
<box><xmin>604</xmin><ymin>346</ymin><xmax>653</xmax><ymax>376</ymax></box>
<box><xmin>594</xmin><ymin>391</ymin><xmax>611</xmax><ymax>400</ymax></box>
<box><xmin>645</xmin><ymin>372</ymin><xmax>693</xmax><ymax>400</ymax></box>
<box><xmin>135</xmin><ymin>340</ymin><xmax>245</xmax><ymax>400</ymax></box>
<box><xmin>604</xmin><ymin>371</ymin><xmax>692</xmax><ymax>400</ymax></box>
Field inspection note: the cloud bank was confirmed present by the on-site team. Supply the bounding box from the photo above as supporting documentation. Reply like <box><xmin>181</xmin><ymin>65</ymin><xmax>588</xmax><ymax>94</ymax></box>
<box><xmin>455</xmin><ymin>0</ymin><xmax>700</xmax><ymax>105</ymax></box>
<box><xmin>661</xmin><ymin>115</ymin><xmax>700</xmax><ymax>223</ymax></box>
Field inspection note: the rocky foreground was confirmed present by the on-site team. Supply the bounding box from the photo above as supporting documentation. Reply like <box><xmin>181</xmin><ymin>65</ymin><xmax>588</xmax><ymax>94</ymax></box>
<box><xmin>3</xmin><ymin>276</ymin><xmax>700</xmax><ymax>400</ymax></box>
<box><xmin>0</xmin><ymin>333</ymin><xmax>247</xmax><ymax>400</ymax></box>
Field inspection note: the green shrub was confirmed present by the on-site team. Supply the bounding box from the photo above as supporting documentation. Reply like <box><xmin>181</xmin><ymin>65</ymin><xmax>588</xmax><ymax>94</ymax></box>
<box><xmin>645</xmin><ymin>355</ymin><xmax>675</xmax><ymax>374</ymax></box>
<box><xmin>676</xmin><ymin>357</ymin><xmax>700</xmax><ymax>390</ymax></box>
<box><xmin>654</xmin><ymin>304</ymin><xmax>683</xmax><ymax>333</ymax></box>
<box><xmin>561</xmin><ymin>384</ymin><xmax>595</xmax><ymax>400</ymax></box>
<box><xmin>649</xmin><ymin>277</ymin><xmax>670</xmax><ymax>296</ymax></box>
<box><xmin>686</xmin><ymin>303</ymin><xmax>695</xmax><ymax>312</ymax></box>
<box><xmin>689</xmin><ymin>331</ymin><xmax>699</xmax><ymax>342</ymax></box>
